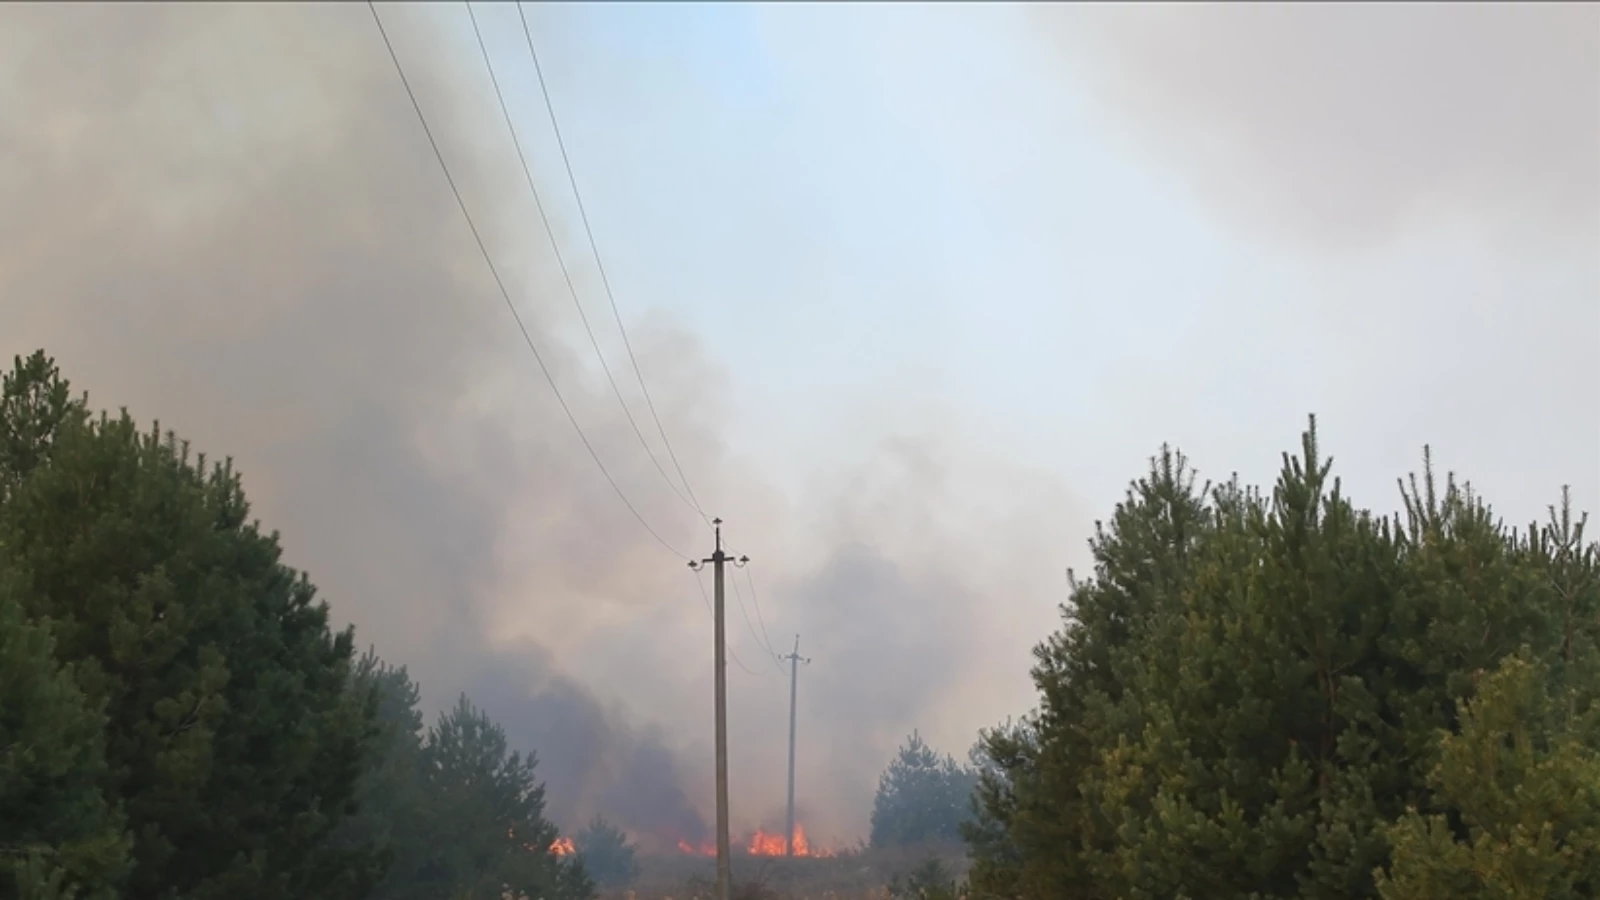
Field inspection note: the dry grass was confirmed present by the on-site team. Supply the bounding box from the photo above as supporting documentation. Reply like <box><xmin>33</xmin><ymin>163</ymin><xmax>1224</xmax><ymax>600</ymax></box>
<box><xmin>597</xmin><ymin>843</ymin><xmax>969</xmax><ymax>900</ymax></box>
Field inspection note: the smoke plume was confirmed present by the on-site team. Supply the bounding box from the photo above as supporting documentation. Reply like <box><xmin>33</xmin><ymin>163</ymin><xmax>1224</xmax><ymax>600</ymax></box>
<box><xmin>0</xmin><ymin>2</ymin><xmax>1076</xmax><ymax>844</ymax></box>
<box><xmin>1026</xmin><ymin>4</ymin><xmax>1600</xmax><ymax>251</ymax></box>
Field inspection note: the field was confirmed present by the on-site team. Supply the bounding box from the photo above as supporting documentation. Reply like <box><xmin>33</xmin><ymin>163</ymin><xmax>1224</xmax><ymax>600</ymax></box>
<box><xmin>597</xmin><ymin>843</ymin><xmax>970</xmax><ymax>900</ymax></box>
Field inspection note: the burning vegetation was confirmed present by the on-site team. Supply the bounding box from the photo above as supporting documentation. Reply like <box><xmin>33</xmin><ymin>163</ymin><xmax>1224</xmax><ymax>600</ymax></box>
<box><xmin>674</xmin><ymin>824</ymin><xmax>835</xmax><ymax>858</ymax></box>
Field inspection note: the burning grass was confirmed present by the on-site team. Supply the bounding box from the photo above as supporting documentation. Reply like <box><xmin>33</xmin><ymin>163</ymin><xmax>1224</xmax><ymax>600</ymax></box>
<box><xmin>675</xmin><ymin>824</ymin><xmax>837</xmax><ymax>860</ymax></box>
<box><xmin>595</xmin><ymin>841</ymin><xmax>969</xmax><ymax>900</ymax></box>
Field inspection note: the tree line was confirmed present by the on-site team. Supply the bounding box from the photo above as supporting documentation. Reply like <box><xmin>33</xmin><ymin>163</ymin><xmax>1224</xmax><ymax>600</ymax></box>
<box><xmin>7</xmin><ymin>347</ymin><xmax>1598</xmax><ymax>899</ymax></box>
<box><xmin>964</xmin><ymin>423</ymin><xmax>1600</xmax><ymax>898</ymax></box>
<box><xmin>868</xmin><ymin>422</ymin><xmax>1599</xmax><ymax>898</ymax></box>
<box><xmin>0</xmin><ymin>351</ymin><xmax>606</xmax><ymax>900</ymax></box>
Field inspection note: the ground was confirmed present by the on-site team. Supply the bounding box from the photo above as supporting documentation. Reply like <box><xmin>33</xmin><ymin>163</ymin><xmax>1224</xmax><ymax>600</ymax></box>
<box><xmin>596</xmin><ymin>843</ymin><xmax>969</xmax><ymax>900</ymax></box>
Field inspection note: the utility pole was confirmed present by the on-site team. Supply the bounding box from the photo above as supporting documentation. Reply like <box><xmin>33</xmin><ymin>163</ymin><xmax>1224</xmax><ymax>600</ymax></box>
<box><xmin>689</xmin><ymin>519</ymin><xmax>745</xmax><ymax>900</ymax></box>
<box><xmin>781</xmin><ymin>635</ymin><xmax>810</xmax><ymax>857</ymax></box>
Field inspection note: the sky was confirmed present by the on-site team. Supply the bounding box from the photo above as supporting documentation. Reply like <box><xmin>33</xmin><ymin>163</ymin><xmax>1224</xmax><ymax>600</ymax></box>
<box><xmin>1</xmin><ymin>1</ymin><xmax>1596</xmax><ymax>848</ymax></box>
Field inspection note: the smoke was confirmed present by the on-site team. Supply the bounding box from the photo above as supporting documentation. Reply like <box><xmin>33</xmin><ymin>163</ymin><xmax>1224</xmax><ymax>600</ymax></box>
<box><xmin>0</xmin><ymin>2</ymin><xmax>1077</xmax><ymax>844</ymax></box>
<box><xmin>0</xmin><ymin>0</ymin><xmax>722</xmax><ymax>841</ymax></box>
<box><xmin>461</xmin><ymin>656</ymin><xmax>710</xmax><ymax>852</ymax></box>
<box><xmin>1027</xmin><ymin>3</ymin><xmax>1600</xmax><ymax>251</ymax></box>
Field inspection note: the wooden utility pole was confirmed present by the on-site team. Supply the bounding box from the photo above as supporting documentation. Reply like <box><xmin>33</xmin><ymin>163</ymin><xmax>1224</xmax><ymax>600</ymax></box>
<box><xmin>690</xmin><ymin>519</ymin><xmax>745</xmax><ymax>900</ymax></box>
<box><xmin>781</xmin><ymin>635</ymin><xmax>810</xmax><ymax>857</ymax></box>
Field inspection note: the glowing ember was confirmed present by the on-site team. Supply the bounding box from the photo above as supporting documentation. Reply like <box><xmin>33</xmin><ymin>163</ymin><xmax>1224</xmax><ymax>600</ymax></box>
<box><xmin>678</xmin><ymin>839</ymin><xmax>716</xmax><ymax>856</ymax></box>
<box><xmin>549</xmin><ymin>837</ymin><xmax>576</xmax><ymax>856</ymax></box>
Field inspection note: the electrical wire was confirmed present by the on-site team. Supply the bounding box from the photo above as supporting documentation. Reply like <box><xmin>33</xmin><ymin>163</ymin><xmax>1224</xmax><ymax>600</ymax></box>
<box><xmin>465</xmin><ymin>1</ymin><xmax>708</xmax><ymax>524</ymax></box>
<box><xmin>368</xmin><ymin>0</ymin><xmax>688</xmax><ymax>561</ymax></box>
<box><xmin>730</xmin><ymin>567</ymin><xmax>786</xmax><ymax>674</ymax></box>
<box><xmin>514</xmin><ymin>1</ymin><xmax>709</xmax><ymax>524</ymax></box>
<box><xmin>742</xmin><ymin>562</ymin><xmax>782</xmax><ymax>666</ymax></box>
<box><xmin>708</xmin><ymin>523</ymin><xmax>782</xmax><ymax>670</ymax></box>
<box><xmin>693</xmin><ymin>568</ymin><xmax>763</xmax><ymax>676</ymax></box>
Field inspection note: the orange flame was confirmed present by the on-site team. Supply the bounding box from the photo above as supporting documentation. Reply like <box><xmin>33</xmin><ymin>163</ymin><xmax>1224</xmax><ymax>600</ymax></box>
<box><xmin>746</xmin><ymin>824</ymin><xmax>834</xmax><ymax>858</ymax></box>
<box><xmin>747</xmin><ymin>829</ymin><xmax>787</xmax><ymax>856</ymax></box>
<box><xmin>675</xmin><ymin>825</ymin><xmax>835</xmax><ymax>858</ymax></box>
<box><xmin>549</xmin><ymin>837</ymin><xmax>576</xmax><ymax>856</ymax></box>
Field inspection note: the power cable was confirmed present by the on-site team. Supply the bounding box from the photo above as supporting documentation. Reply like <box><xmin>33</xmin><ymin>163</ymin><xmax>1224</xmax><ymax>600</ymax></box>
<box><xmin>465</xmin><ymin>1</ymin><xmax>708</xmax><ymax>523</ymax></box>
<box><xmin>742</xmin><ymin>562</ymin><xmax>783</xmax><ymax>666</ymax></box>
<box><xmin>693</xmin><ymin>568</ymin><xmax>764</xmax><ymax>676</ymax></box>
<box><xmin>368</xmin><ymin>0</ymin><xmax>688</xmax><ymax>561</ymax></box>
<box><xmin>463</xmin><ymin>3</ymin><xmax>769</xmax><ymax>676</ymax></box>
<box><xmin>730</xmin><ymin>567</ymin><xmax>786</xmax><ymax>674</ymax></box>
<box><xmin>710</xmin><ymin>524</ymin><xmax>782</xmax><ymax>670</ymax></box>
<box><xmin>514</xmin><ymin>2</ymin><xmax>709</xmax><ymax>522</ymax></box>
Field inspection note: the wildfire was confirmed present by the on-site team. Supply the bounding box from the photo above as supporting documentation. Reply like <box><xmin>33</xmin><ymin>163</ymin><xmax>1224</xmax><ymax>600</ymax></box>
<box><xmin>678</xmin><ymin>839</ymin><xmax>716</xmax><ymax>856</ymax></box>
<box><xmin>549</xmin><ymin>837</ymin><xmax>576</xmax><ymax>856</ymax></box>
<box><xmin>675</xmin><ymin>825</ymin><xmax>833</xmax><ymax>858</ymax></box>
<box><xmin>746</xmin><ymin>829</ymin><xmax>788</xmax><ymax>856</ymax></box>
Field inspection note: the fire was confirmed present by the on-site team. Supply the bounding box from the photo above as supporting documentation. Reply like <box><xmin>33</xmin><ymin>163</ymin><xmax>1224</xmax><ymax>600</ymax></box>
<box><xmin>549</xmin><ymin>837</ymin><xmax>576</xmax><ymax>856</ymax></box>
<box><xmin>746</xmin><ymin>829</ymin><xmax>787</xmax><ymax>856</ymax></box>
<box><xmin>678</xmin><ymin>839</ymin><xmax>716</xmax><ymax>856</ymax></box>
<box><xmin>747</xmin><ymin>824</ymin><xmax>833</xmax><ymax>858</ymax></box>
<box><xmin>675</xmin><ymin>824</ymin><xmax>835</xmax><ymax>858</ymax></box>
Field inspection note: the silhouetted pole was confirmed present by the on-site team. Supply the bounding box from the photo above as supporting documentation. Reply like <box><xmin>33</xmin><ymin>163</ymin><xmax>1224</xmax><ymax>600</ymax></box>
<box><xmin>781</xmin><ymin>635</ymin><xmax>810</xmax><ymax>857</ymax></box>
<box><xmin>690</xmin><ymin>519</ymin><xmax>745</xmax><ymax>900</ymax></box>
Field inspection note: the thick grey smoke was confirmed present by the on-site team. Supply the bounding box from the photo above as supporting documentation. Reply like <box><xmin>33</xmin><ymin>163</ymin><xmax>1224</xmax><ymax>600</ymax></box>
<box><xmin>463</xmin><ymin>657</ymin><xmax>710</xmax><ymax>852</ymax></box>
<box><xmin>0</xmin><ymin>0</ymin><xmax>720</xmax><ymax>841</ymax></box>
<box><xmin>0</xmin><ymin>2</ymin><xmax>1076</xmax><ymax>844</ymax></box>
<box><xmin>1028</xmin><ymin>4</ymin><xmax>1600</xmax><ymax>250</ymax></box>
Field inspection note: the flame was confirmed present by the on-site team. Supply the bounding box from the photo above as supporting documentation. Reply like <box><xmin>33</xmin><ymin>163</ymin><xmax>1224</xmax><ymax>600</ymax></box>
<box><xmin>550</xmin><ymin>837</ymin><xmax>576</xmax><ymax>856</ymax></box>
<box><xmin>746</xmin><ymin>829</ymin><xmax>786</xmax><ymax>856</ymax></box>
<box><xmin>747</xmin><ymin>824</ymin><xmax>834</xmax><ymax>858</ymax></box>
<box><xmin>675</xmin><ymin>825</ymin><xmax>835</xmax><ymax>858</ymax></box>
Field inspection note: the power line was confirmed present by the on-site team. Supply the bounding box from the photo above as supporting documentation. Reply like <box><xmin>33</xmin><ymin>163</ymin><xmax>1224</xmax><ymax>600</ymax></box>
<box><xmin>706</xmin><ymin>523</ymin><xmax>781</xmax><ymax>669</ymax></box>
<box><xmin>743</xmin><ymin>562</ymin><xmax>782</xmax><ymax>665</ymax></box>
<box><xmin>368</xmin><ymin>0</ymin><xmax>687</xmax><ymax>561</ymax></box>
<box><xmin>730</xmin><ymin>566</ymin><xmax>786</xmax><ymax>674</ymax></box>
<box><xmin>465</xmin><ymin>1</ymin><xmax>707</xmax><ymax>523</ymax></box>
<box><xmin>694</xmin><ymin>567</ymin><xmax>763</xmax><ymax>676</ymax></box>
<box><xmin>515</xmin><ymin>1</ymin><xmax>709</xmax><ymax>521</ymax></box>
<box><xmin>459</xmin><ymin>4</ymin><xmax>771</xmax><ymax>673</ymax></box>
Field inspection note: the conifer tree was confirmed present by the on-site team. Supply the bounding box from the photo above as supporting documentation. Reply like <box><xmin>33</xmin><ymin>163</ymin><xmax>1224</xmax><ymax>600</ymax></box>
<box><xmin>0</xmin><ymin>575</ymin><xmax>128</xmax><ymax>899</ymax></box>
<box><xmin>1377</xmin><ymin>653</ymin><xmax>1600</xmax><ymax>899</ymax></box>
<box><xmin>870</xmin><ymin>731</ymin><xmax>979</xmax><ymax>848</ymax></box>
<box><xmin>336</xmin><ymin>656</ymin><xmax>594</xmax><ymax>900</ymax></box>
<box><xmin>398</xmin><ymin>695</ymin><xmax>592</xmax><ymax>900</ymax></box>
<box><xmin>573</xmin><ymin>817</ymin><xmax>640</xmax><ymax>888</ymax></box>
<box><xmin>332</xmin><ymin>651</ymin><xmax>431</xmax><ymax>899</ymax></box>
<box><xmin>0</xmin><ymin>351</ymin><xmax>382</xmax><ymax>899</ymax></box>
<box><xmin>967</xmin><ymin>417</ymin><xmax>1600</xmax><ymax>899</ymax></box>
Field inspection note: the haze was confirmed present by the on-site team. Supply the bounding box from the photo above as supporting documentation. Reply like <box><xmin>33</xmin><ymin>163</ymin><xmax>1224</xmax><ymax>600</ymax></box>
<box><xmin>1</xmin><ymin>1</ymin><xmax>1595</xmax><ymax>847</ymax></box>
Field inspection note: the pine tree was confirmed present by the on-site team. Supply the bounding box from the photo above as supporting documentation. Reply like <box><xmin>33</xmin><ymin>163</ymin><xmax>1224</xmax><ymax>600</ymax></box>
<box><xmin>870</xmin><ymin>731</ymin><xmax>979</xmax><ymax>848</ymax></box>
<box><xmin>331</xmin><ymin>650</ymin><xmax>431</xmax><ymax>900</ymax></box>
<box><xmin>967</xmin><ymin>417</ymin><xmax>1600</xmax><ymax>899</ymax></box>
<box><xmin>0</xmin><ymin>574</ymin><xmax>129</xmax><ymax>900</ymax></box>
<box><xmin>573</xmin><ymin>817</ymin><xmax>640</xmax><ymax>888</ymax></box>
<box><xmin>0</xmin><ymin>351</ymin><xmax>382</xmax><ymax>900</ymax></box>
<box><xmin>1377</xmin><ymin>653</ymin><xmax>1600</xmax><ymax>899</ymax></box>
<box><xmin>396</xmin><ymin>695</ymin><xmax>592</xmax><ymax>900</ymax></box>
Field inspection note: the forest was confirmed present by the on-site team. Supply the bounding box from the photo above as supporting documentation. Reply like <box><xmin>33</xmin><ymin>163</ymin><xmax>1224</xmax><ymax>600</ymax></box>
<box><xmin>2</xmin><ymin>348</ymin><xmax>1596</xmax><ymax>900</ymax></box>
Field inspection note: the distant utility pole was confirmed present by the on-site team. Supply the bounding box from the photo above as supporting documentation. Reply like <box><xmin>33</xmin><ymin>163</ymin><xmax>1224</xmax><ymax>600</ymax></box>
<box><xmin>782</xmin><ymin>635</ymin><xmax>810</xmax><ymax>858</ymax></box>
<box><xmin>689</xmin><ymin>519</ymin><xmax>745</xmax><ymax>900</ymax></box>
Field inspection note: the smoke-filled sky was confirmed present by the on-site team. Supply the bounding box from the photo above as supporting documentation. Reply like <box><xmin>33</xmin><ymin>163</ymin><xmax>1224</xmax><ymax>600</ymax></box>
<box><xmin>2</xmin><ymin>2</ymin><xmax>1596</xmax><ymax>847</ymax></box>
